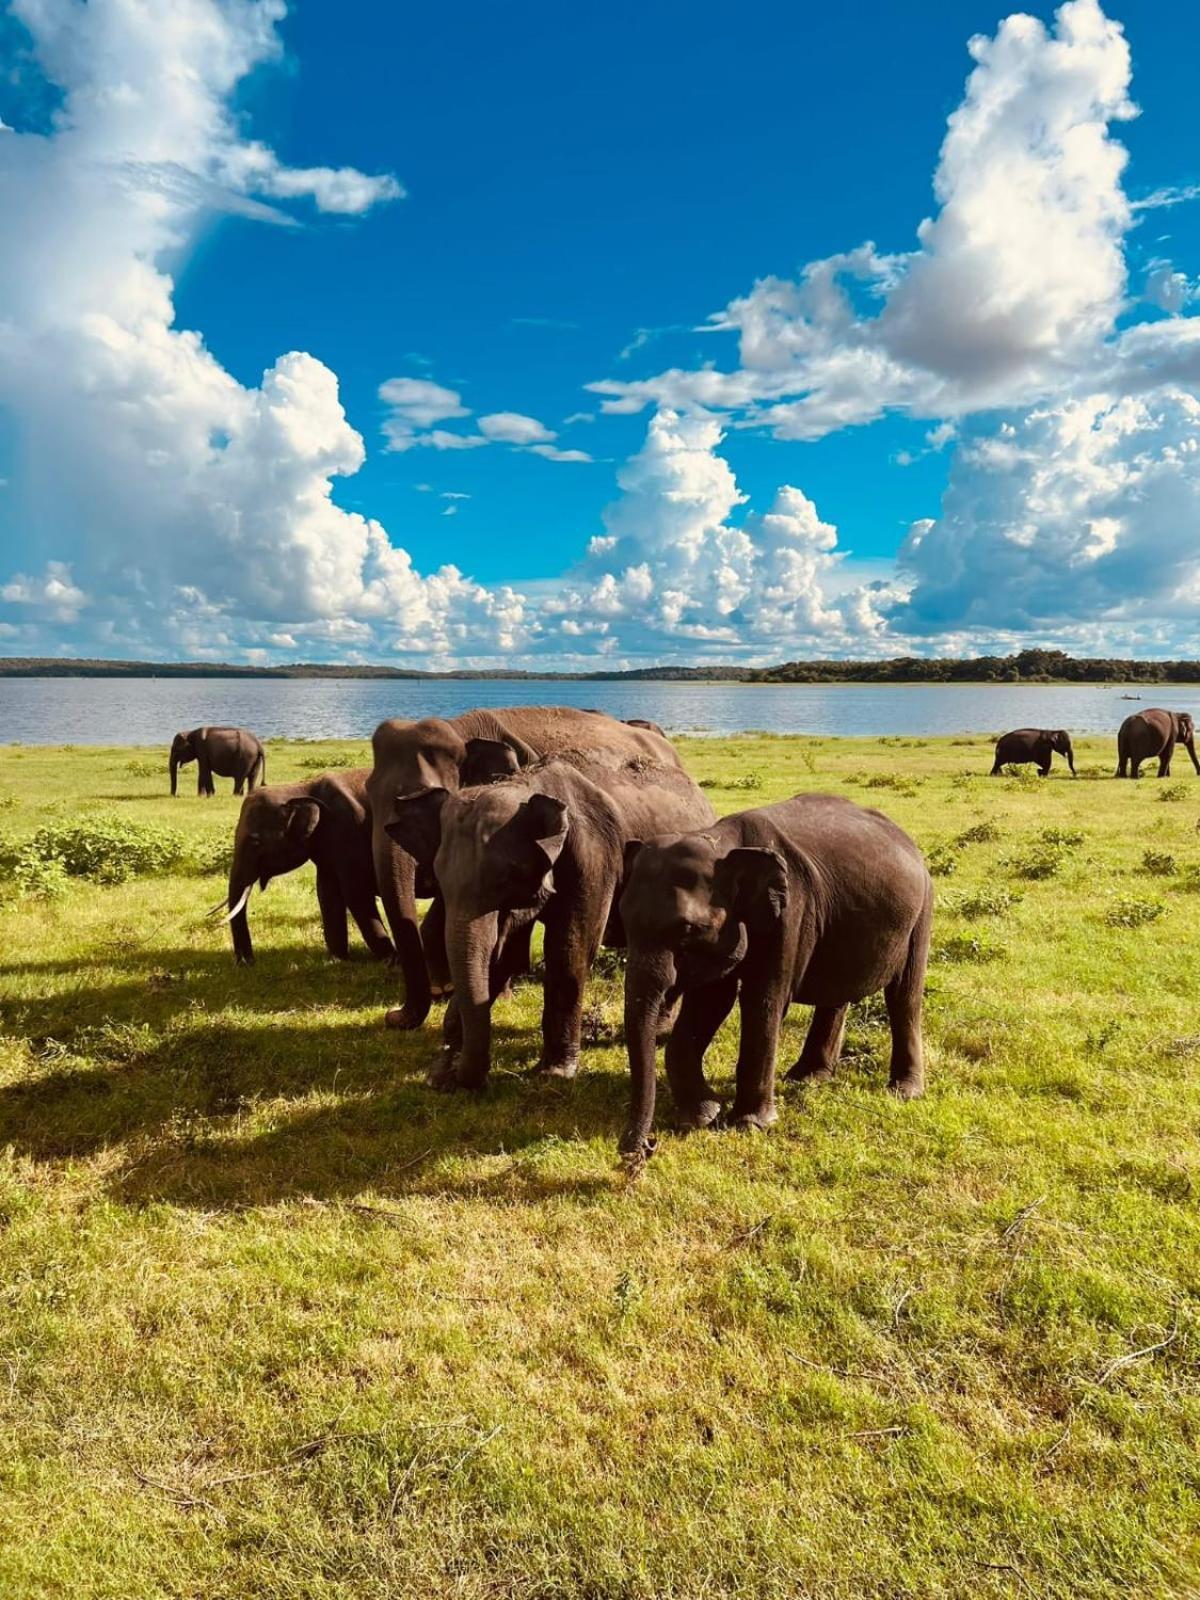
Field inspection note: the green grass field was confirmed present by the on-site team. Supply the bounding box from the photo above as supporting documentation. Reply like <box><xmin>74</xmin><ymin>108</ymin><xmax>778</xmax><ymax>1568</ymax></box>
<box><xmin>1</xmin><ymin>735</ymin><xmax>1199</xmax><ymax>1599</ymax></box>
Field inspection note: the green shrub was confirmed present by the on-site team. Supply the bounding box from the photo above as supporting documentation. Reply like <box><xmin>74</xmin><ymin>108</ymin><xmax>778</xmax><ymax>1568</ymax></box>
<box><xmin>925</xmin><ymin>843</ymin><xmax>960</xmax><ymax>877</ymax></box>
<box><xmin>28</xmin><ymin>814</ymin><xmax>186</xmax><ymax>884</ymax></box>
<box><xmin>1157</xmin><ymin>782</ymin><xmax>1189</xmax><ymax>803</ymax></box>
<box><xmin>1038</xmin><ymin>827</ymin><xmax>1084</xmax><ymax>848</ymax></box>
<box><xmin>1007</xmin><ymin>845</ymin><xmax>1067</xmax><ymax>880</ymax></box>
<box><xmin>936</xmin><ymin>932</ymin><xmax>1006</xmax><ymax>964</ymax></box>
<box><xmin>296</xmin><ymin>755</ymin><xmax>335</xmax><ymax>771</ymax></box>
<box><xmin>1105</xmin><ymin>897</ymin><xmax>1167</xmax><ymax>929</ymax></box>
<box><xmin>957</xmin><ymin>885</ymin><xmax>1021</xmax><ymax>919</ymax></box>
<box><xmin>0</xmin><ymin>791</ymin><xmax>17</xmax><ymax>811</ymax></box>
<box><xmin>866</xmin><ymin>773</ymin><xmax>922</xmax><ymax>794</ymax></box>
<box><xmin>1141</xmin><ymin>849</ymin><xmax>1177</xmax><ymax>877</ymax></box>
<box><xmin>699</xmin><ymin>770</ymin><xmax>764</xmax><ymax>792</ymax></box>
<box><xmin>955</xmin><ymin>819</ymin><xmax>1002</xmax><ymax>846</ymax></box>
<box><xmin>7</xmin><ymin>847</ymin><xmax>69</xmax><ymax>901</ymax></box>
<box><xmin>189</xmin><ymin>835</ymin><xmax>233</xmax><ymax>877</ymax></box>
<box><xmin>1176</xmin><ymin>866</ymin><xmax>1200</xmax><ymax>893</ymax></box>
<box><xmin>124</xmin><ymin>758</ymin><xmax>160</xmax><ymax>778</ymax></box>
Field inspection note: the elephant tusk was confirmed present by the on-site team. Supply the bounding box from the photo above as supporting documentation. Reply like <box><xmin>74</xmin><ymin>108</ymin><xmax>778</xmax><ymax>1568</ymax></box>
<box><xmin>217</xmin><ymin>884</ymin><xmax>253</xmax><ymax>923</ymax></box>
<box><xmin>204</xmin><ymin>897</ymin><xmax>230</xmax><ymax>918</ymax></box>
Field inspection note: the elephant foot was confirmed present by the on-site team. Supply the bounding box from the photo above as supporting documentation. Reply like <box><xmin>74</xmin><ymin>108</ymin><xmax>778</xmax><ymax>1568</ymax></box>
<box><xmin>385</xmin><ymin>1003</ymin><xmax>430</xmax><ymax>1031</ymax></box>
<box><xmin>530</xmin><ymin>1054</ymin><xmax>580</xmax><ymax>1080</ymax></box>
<box><xmin>428</xmin><ymin>982</ymin><xmax>454</xmax><ymax>1003</ymax></box>
<box><xmin>674</xmin><ymin>1098</ymin><xmax>723</xmax><ymax>1135</ymax></box>
<box><xmin>617</xmin><ymin>1133</ymin><xmax>657</xmax><ymax>1180</ymax></box>
<box><xmin>728</xmin><ymin>1105</ymin><xmax>778</xmax><ymax>1134</ymax></box>
<box><xmin>233</xmin><ymin>953</ymin><xmax>254</xmax><ymax>968</ymax></box>
<box><xmin>785</xmin><ymin>1060</ymin><xmax>836</xmax><ymax>1086</ymax></box>
<box><xmin>426</xmin><ymin>1052</ymin><xmax>488</xmax><ymax>1093</ymax></box>
<box><xmin>888</xmin><ymin>1071</ymin><xmax>925</xmax><ymax>1102</ymax></box>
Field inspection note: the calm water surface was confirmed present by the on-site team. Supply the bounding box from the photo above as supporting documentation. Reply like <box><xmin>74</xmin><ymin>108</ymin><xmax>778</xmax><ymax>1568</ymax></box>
<box><xmin>2</xmin><ymin>677</ymin><xmax>1197</xmax><ymax>745</ymax></box>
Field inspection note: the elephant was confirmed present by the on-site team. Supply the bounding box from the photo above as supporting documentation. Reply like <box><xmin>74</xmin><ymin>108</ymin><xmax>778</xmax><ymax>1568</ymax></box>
<box><xmin>219</xmin><ymin>770</ymin><xmax>393</xmax><ymax>966</ymax></box>
<box><xmin>990</xmin><ymin>728</ymin><xmax>1075</xmax><ymax>776</ymax></box>
<box><xmin>1116</xmin><ymin>709</ymin><xmax>1200</xmax><ymax>778</ymax></box>
<box><xmin>617</xmin><ymin>793</ymin><xmax>933</xmax><ymax>1166</ymax></box>
<box><xmin>170</xmin><ymin>726</ymin><xmax>265</xmax><ymax>796</ymax></box>
<box><xmin>384</xmin><ymin>752</ymin><xmax>715</xmax><ymax>1090</ymax></box>
<box><xmin>366</xmin><ymin>707</ymin><xmax>685</xmax><ymax>1031</ymax></box>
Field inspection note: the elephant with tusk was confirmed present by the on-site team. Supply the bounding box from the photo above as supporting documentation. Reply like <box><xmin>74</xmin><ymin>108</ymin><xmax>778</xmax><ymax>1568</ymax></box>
<box><xmin>222</xmin><ymin>769</ymin><xmax>393</xmax><ymax>965</ymax></box>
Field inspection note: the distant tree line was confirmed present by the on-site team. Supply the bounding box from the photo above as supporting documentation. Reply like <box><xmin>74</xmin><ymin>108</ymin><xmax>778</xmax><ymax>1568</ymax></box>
<box><xmin>0</xmin><ymin>648</ymin><xmax>1198</xmax><ymax>683</ymax></box>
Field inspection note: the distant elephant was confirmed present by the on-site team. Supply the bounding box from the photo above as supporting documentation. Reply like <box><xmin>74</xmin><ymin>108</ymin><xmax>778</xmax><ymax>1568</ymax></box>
<box><xmin>1116</xmin><ymin>709</ymin><xmax>1199</xmax><ymax>778</ymax></box>
<box><xmin>384</xmin><ymin>753</ymin><xmax>714</xmax><ymax>1090</ymax></box>
<box><xmin>170</xmin><ymin>726</ymin><xmax>265</xmax><ymax>796</ymax></box>
<box><xmin>220</xmin><ymin>770</ymin><xmax>393</xmax><ymax>965</ymax></box>
<box><xmin>617</xmin><ymin>793</ymin><xmax>933</xmax><ymax>1166</ymax></box>
<box><xmin>990</xmin><ymin>728</ymin><xmax>1075</xmax><ymax>776</ymax></box>
<box><xmin>367</xmin><ymin>707</ymin><xmax>684</xmax><ymax>1031</ymax></box>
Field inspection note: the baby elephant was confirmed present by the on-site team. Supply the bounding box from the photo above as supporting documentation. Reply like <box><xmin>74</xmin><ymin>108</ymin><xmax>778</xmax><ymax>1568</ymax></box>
<box><xmin>991</xmin><ymin>728</ymin><xmax>1075</xmax><ymax>776</ymax></box>
<box><xmin>220</xmin><ymin>770</ymin><xmax>393</xmax><ymax>965</ymax></box>
<box><xmin>618</xmin><ymin>793</ymin><xmax>933</xmax><ymax>1165</ymax></box>
<box><xmin>170</xmin><ymin>726</ymin><xmax>265</xmax><ymax>796</ymax></box>
<box><xmin>385</xmin><ymin>750</ymin><xmax>715</xmax><ymax>1091</ymax></box>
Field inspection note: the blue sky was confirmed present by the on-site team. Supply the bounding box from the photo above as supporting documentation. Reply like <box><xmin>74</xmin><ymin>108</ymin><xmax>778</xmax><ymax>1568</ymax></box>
<box><xmin>1</xmin><ymin>0</ymin><xmax>1198</xmax><ymax>664</ymax></box>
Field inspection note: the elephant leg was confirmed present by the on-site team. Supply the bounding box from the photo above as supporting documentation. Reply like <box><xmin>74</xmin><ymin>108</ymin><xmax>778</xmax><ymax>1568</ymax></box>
<box><xmin>786</xmin><ymin>1004</ymin><xmax>847</xmax><ymax>1087</ymax></box>
<box><xmin>989</xmin><ymin>761</ymin><xmax>1003</xmax><ymax>776</ymax></box>
<box><xmin>664</xmin><ymin>974</ymin><xmax>738</xmax><ymax>1132</ymax></box>
<box><xmin>421</xmin><ymin>893</ymin><xmax>453</xmax><ymax>1000</ymax></box>
<box><xmin>1158</xmin><ymin>737</ymin><xmax>1175</xmax><ymax>778</ymax></box>
<box><xmin>346</xmin><ymin>889</ymin><xmax>394</xmax><ymax>960</ymax></box>
<box><xmin>884</xmin><ymin>898</ymin><xmax>931</xmax><ymax>1100</ymax></box>
<box><xmin>197</xmin><ymin>760</ymin><xmax>213</xmax><ymax>796</ymax></box>
<box><xmin>492</xmin><ymin>917</ymin><xmax>534</xmax><ymax>997</ymax></box>
<box><xmin>315</xmin><ymin>865</ymin><xmax>349</xmax><ymax>959</ymax></box>
<box><xmin>728</xmin><ymin>974</ymin><xmax>788</xmax><ymax>1132</ymax></box>
<box><xmin>1187</xmin><ymin>738</ymin><xmax>1200</xmax><ymax>776</ymax></box>
<box><xmin>532</xmin><ymin>899</ymin><xmax>603</xmax><ymax>1079</ymax></box>
<box><xmin>234</xmin><ymin>772</ymin><xmax>245</xmax><ymax>795</ymax></box>
<box><xmin>1038</xmin><ymin>764</ymin><xmax>1050</xmax><ymax>777</ymax></box>
<box><xmin>376</xmin><ymin>838</ymin><xmax>431</xmax><ymax>1030</ymax></box>
<box><xmin>1131</xmin><ymin>757</ymin><xmax>1142</xmax><ymax>779</ymax></box>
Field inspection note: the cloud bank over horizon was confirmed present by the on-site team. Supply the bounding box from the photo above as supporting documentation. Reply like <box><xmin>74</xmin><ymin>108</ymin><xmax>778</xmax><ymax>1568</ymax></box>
<box><xmin>1</xmin><ymin>0</ymin><xmax>1198</xmax><ymax>666</ymax></box>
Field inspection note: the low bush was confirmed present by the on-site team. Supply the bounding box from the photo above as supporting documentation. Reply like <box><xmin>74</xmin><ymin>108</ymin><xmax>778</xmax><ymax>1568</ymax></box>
<box><xmin>1157</xmin><ymin>782</ymin><xmax>1190</xmax><ymax>803</ymax></box>
<box><xmin>925</xmin><ymin>843</ymin><xmax>960</xmax><ymax>877</ymax></box>
<box><xmin>1105</xmin><ymin>896</ymin><xmax>1167</xmax><ymax>929</ymax></box>
<box><xmin>699</xmin><ymin>770</ymin><xmax>764</xmax><ymax>792</ymax></box>
<box><xmin>1141</xmin><ymin>849</ymin><xmax>1177</xmax><ymax>877</ymax></box>
<box><xmin>4</xmin><ymin>846</ymin><xmax>70</xmax><ymax>901</ymax></box>
<box><xmin>0</xmin><ymin>791</ymin><xmax>17</xmax><ymax>811</ymax></box>
<box><xmin>1038</xmin><ymin>827</ymin><xmax>1084</xmax><ymax>848</ymax></box>
<box><xmin>954</xmin><ymin>819</ymin><xmax>1002</xmax><ymax>847</ymax></box>
<box><xmin>1007</xmin><ymin>845</ymin><xmax>1068</xmax><ymax>880</ymax></box>
<box><xmin>865</xmin><ymin>773</ymin><xmax>923</xmax><ymax>793</ymax></box>
<box><xmin>936</xmin><ymin>932</ymin><xmax>1006</xmax><ymax>964</ymax></box>
<box><xmin>27</xmin><ymin>814</ymin><xmax>186</xmax><ymax>884</ymax></box>
<box><xmin>956</xmin><ymin>885</ymin><xmax>1021</xmax><ymax>919</ymax></box>
<box><xmin>124</xmin><ymin>758</ymin><xmax>161</xmax><ymax>778</ymax></box>
<box><xmin>1176</xmin><ymin>865</ymin><xmax>1200</xmax><ymax>893</ymax></box>
<box><xmin>189</xmin><ymin>835</ymin><xmax>233</xmax><ymax>877</ymax></box>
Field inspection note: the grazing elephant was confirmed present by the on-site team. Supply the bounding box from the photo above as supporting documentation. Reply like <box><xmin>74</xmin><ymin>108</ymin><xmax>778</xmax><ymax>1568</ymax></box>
<box><xmin>170</xmin><ymin>726</ymin><xmax>265</xmax><ymax>796</ymax></box>
<box><xmin>617</xmin><ymin>793</ymin><xmax>933</xmax><ymax>1166</ymax></box>
<box><xmin>219</xmin><ymin>770</ymin><xmax>393</xmax><ymax>966</ymax></box>
<box><xmin>1116</xmin><ymin>709</ymin><xmax>1200</xmax><ymax>778</ymax></box>
<box><xmin>384</xmin><ymin>754</ymin><xmax>714</xmax><ymax>1090</ymax></box>
<box><xmin>990</xmin><ymin>728</ymin><xmax>1075</xmax><ymax>776</ymax></box>
<box><xmin>367</xmin><ymin>707</ymin><xmax>684</xmax><ymax>1031</ymax></box>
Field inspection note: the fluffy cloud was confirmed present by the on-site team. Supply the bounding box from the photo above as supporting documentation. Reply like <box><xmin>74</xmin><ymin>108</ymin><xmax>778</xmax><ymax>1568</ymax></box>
<box><xmin>590</xmin><ymin>0</ymin><xmax>1140</xmax><ymax>437</ymax></box>
<box><xmin>0</xmin><ymin>0</ymin><xmax>528</xmax><ymax>660</ymax></box>
<box><xmin>543</xmin><ymin>410</ymin><xmax>884</xmax><ymax>657</ymax></box>
<box><xmin>378</xmin><ymin>386</ymin><xmax>591</xmax><ymax>460</ymax></box>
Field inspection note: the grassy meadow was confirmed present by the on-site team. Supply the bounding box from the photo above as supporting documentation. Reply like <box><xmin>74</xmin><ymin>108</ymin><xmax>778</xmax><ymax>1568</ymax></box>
<box><xmin>1</xmin><ymin>733</ymin><xmax>1199</xmax><ymax>1598</ymax></box>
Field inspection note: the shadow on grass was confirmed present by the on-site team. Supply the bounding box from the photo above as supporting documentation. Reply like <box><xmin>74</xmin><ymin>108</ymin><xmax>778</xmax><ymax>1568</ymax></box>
<box><xmin>0</xmin><ymin>981</ymin><xmax>630</xmax><ymax>1208</ymax></box>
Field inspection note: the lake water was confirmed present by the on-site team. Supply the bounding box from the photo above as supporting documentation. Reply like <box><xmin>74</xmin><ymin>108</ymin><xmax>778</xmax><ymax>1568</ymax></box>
<box><xmin>2</xmin><ymin>676</ymin><xmax>1198</xmax><ymax>745</ymax></box>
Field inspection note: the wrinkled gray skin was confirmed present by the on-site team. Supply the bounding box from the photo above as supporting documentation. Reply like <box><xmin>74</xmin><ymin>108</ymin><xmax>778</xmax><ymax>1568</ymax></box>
<box><xmin>618</xmin><ymin>793</ymin><xmax>933</xmax><ymax>1164</ymax></box>
<box><xmin>990</xmin><ymin>727</ymin><xmax>1075</xmax><ymax>776</ymax></box>
<box><xmin>385</xmin><ymin>754</ymin><xmax>714</xmax><ymax>1090</ymax></box>
<box><xmin>367</xmin><ymin>707</ymin><xmax>684</xmax><ymax>1031</ymax></box>
<box><xmin>225</xmin><ymin>769</ymin><xmax>393</xmax><ymax>966</ymax></box>
<box><xmin>171</xmin><ymin>726</ymin><xmax>265</xmax><ymax>797</ymax></box>
<box><xmin>1116</xmin><ymin>709</ymin><xmax>1199</xmax><ymax>778</ymax></box>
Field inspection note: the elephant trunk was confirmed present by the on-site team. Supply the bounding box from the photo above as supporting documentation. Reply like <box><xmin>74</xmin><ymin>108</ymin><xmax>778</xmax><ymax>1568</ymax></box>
<box><xmin>1185</xmin><ymin>729</ymin><xmax>1200</xmax><ymax>775</ymax></box>
<box><xmin>376</xmin><ymin>833</ymin><xmax>431</xmax><ymax>1027</ymax></box>
<box><xmin>444</xmin><ymin>907</ymin><xmax>500</xmax><ymax>1087</ymax></box>
<box><xmin>620</xmin><ymin>945</ymin><xmax>677</xmax><ymax>1169</ymax></box>
<box><xmin>226</xmin><ymin>851</ymin><xmax>257</xmax><ymax>965</ymax></box>
<box><xmin>169</xmin><ymin>749</ymin><xmax>179</xmax><ymax>797</ymax></box>
<box><xmin>1064</xmin><ymin>738</ymin><xmax>1076</xmax><ymax>775</ymax></box>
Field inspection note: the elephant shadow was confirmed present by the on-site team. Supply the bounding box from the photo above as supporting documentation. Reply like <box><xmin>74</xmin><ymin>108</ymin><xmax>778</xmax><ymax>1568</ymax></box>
<box><xmin>0</xmin><ymin>998</ymin><xmax>639</xmax><ymax>1211</ymax></box>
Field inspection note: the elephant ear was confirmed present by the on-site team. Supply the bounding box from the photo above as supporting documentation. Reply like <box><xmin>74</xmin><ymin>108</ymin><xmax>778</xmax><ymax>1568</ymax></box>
<box><xmin>521</xmin><ymin>793</ymin><xmax>570</xmax><ymax>890</ymax></box>
<box><xmin>622</xmin><ymin>839</ymin><xmax>645</xmax><ymax>879</ymax></box>
<box><xmin>716</xmin><ymin>847</ymin><xmax>789</xmax><ymax>929</ymax></box>
<box><xmin>283</xmin><ymin>797</ymin><xmax>324</xmax><ymax>844</ymax></box>
<box><xmin>384</xmin><ymin>788</ymin><xmax>450</xmax><ymax>868</ymax></box>
<box><xmin>462</xmin><ymin>738</ymin><xmax>522</xmax><ymax>785</ymax></box>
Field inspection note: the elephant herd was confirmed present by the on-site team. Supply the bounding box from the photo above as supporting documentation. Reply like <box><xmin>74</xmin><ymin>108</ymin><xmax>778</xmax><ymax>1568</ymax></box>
<box><xmin>170</xmin><ymin>707</ymin><xmax>933</xmax><ymax>1162</ymax></box>
<box><xmin>990</xmin><ymin>709</ymin><xmax>1199</xmax><ymax>779</ymax></box>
